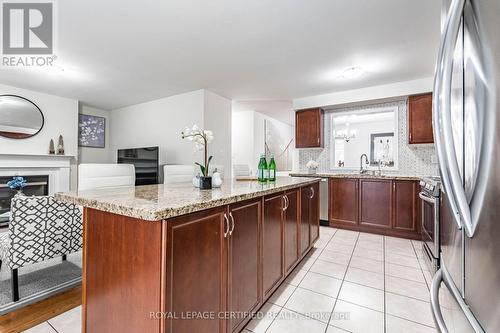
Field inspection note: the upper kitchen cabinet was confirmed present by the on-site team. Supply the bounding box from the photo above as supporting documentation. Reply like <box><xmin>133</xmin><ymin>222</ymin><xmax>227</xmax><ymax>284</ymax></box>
<box><xmin>295</xmin><ymin>107</ymin><xmax>324</xmax><ymax>148</ymax></box>
<box><xmin>408</xmin><ymin>93</ymin><xmax>434</xmax><ymax>144</ymax></box>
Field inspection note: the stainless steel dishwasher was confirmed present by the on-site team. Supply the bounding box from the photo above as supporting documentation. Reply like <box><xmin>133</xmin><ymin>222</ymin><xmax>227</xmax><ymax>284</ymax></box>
<box><xmin>319</xmin><ymin>178</ymin><xmax>329</xmax><ymax>224</ymax></box>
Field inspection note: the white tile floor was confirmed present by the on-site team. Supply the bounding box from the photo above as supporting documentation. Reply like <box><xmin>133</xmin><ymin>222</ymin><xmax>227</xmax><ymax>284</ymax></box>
<box><xmin>23</xmin><ymin>226</ymin><xmax>436</xmax><ymax>333</ymax></box>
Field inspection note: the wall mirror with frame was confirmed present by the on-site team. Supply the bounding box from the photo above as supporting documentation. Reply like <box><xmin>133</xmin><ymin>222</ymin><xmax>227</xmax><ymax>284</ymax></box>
<box><xmin>329</xmin><ymin>106</ymin><xmax>399</xmax><ymax>170</ymax></box>
<box><xmin>0</xmin><ymin>95</ymin><xmax>44</xmax><ymax>139</ymax></box>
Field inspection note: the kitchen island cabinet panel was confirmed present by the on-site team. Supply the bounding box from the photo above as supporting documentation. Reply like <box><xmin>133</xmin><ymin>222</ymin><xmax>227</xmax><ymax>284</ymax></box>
<box><xmin>228</xmin><ymin>199</ymin><xmax>262</xmax><ymax>333</ymax></box>
<box><xmin>284</xmin><ymin>189</ymin><xmax>300</xmax><ymax>274</ymax></box>
<box><xmin>165</xmin><ymin>207</ymin><xmax>228</xmax><ymax>333</ymax></box>
<box><xmin>262</xmin><ymin>193</ymin><xmax>285</xmax><ymax>298</ymax></box>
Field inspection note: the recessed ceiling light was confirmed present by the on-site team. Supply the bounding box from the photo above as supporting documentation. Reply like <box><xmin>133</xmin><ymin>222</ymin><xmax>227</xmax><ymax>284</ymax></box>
<box><xmin>342</xmin><ymin>66</ymin><xmax>364</xmax><ymax>79</ymax></box>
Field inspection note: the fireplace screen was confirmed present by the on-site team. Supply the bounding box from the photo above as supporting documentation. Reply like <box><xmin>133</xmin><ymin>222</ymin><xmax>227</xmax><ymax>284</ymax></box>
<box><xmin>0</xmin><ymin>175</ymin><xmax>49</xmax><ymax>227</ymax></box>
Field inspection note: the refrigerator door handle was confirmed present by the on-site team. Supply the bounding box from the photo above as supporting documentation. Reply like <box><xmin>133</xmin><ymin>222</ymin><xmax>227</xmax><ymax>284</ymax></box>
<box><xmin>434</xmin><ymin>0</ymin><xmax>468</xmax><ymax>232</ymax></box>
<box><xmin>430</xmin><ymin>269</ymin><xmax>449</xmax><ymax>333</ymax></box>
<box><xmin>431</xmin><ymin>266</ymin><xmax>485</xmax><ymax>333</ymax></box>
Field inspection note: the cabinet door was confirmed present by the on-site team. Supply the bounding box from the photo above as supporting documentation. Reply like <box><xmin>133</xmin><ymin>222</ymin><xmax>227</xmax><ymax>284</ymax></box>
<box><xmin>309</xmin><ymin>182</ymin><xmax>320</xmax><ymax>243</ymax></box>
<box><xmin>359</xmin><ymin>179</ymin><xmax>392</xmax><ymax>229</ymax></box>
<box><xmin>228</xmin><ymin>199</ymin><xmax>261</xmax><ymax>332</ymax></box>
<box><xmin>393</xmin><ymin>180</ymin><xmax>419</xmax><ymax>233</ymax></box>
<box><xmin>166</xmin><ymin>207</ymin><xmax>227</xmax><ymax>333</ymax></box>
<box><xmin>263</xmin><ymin>193</ymin><xmax>284</xmax><ymax>298</ymax></box>
<box><xmin>295</xmin><ymin>108</ymin><xmax>324</xmax><ymax>148</ymax></box>
<box><xmin>329</xmin><ymin>178</ymin><xmax>358</xmax><ymax>225</ymax></box>
<box><xmin>408</xmin><ymin>93</ymin><xmax>434</xmax><ymax>144</ymax></box>
<box><xmin>299</xmin><ymin>187</ymin><xmax>311</xmax><ymax>256</ymax></box>
<box><xmin>284</xmin><ymin>189</ymin><xmax>299</xmax><ymax>274</ymax></box>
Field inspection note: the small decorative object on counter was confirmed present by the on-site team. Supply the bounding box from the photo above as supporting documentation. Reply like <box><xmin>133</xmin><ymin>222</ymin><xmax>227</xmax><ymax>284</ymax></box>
<box><xmin>181</xmin><ymin>124</ymin><xmax>214</xmax><ymax>190</ymax></box>
<box><xmin>57</xmin><ymin>135</ymin><xmax>65</xmax><ymax>155</ymax></box>
<box><xmin>212</xmin><ymin>168</ymin><xmax>223</xmax><ymax>188</ymax></box>
<box><xmin>306</xmin><ymin>159</ymin><xmax>319</xmax><ymax>174</ymax></box>
<box><xmin>7</xmin><ymin>176</ymin><xmax>27</xmax><ymax>197</ymax></box>
<box><xmin>192</xmin><ymin>175</ymin><xmax>200</xmax><ymax>188</ymax></box>
<box><xmin>49</xmin><ymin>139</ymin><xmax>55</xmax><ymax>155</ymax></box>
<box><xmin>268</xmin><ymin>155</ymin><xmax>276</xmax><ymax>182</ymax></box>
<box><xmin>258</xmin><ymin>154</ymin><xmax>268</xmax><ymax>182</ymax></box>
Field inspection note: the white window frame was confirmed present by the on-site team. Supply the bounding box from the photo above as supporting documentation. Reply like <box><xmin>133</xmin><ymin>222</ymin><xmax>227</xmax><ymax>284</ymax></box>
<box><xmin>329</xmin><ymin>105</ymin><xmax>399</xmax><ymax>171</ymax></box>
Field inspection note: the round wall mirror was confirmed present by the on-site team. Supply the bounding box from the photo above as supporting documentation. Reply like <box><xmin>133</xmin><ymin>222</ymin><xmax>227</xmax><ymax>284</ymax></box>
<box><xmin>0</xmin><ymin>95</ymin><xmax>44</xmax><ymax>139</ymax></box>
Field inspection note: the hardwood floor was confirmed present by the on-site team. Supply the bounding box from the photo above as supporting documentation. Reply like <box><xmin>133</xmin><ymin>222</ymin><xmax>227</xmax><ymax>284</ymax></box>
<box><xmin>0</xmin><ymin>286</ymin><xmax>81</xmax><ymax>333</ymax></box>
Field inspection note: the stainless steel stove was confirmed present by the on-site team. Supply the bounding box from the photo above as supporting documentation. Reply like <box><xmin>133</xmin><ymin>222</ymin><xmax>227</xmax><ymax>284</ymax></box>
<box><xmin>419</xmin><ymin>176</ymin><xmax>441</xmax><ymax>272</ymax></box>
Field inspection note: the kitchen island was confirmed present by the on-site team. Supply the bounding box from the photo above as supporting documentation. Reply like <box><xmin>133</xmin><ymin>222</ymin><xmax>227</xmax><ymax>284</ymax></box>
<box><xmin>56</xmin><ymin>177</ymin><xmax>320</xmax><ymax>333</ymax></box>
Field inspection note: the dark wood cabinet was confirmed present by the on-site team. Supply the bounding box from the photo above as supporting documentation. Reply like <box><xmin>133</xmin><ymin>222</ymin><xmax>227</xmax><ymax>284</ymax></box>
<box><xmin>359</xmin><ymin>179</ymin><xmax>392</xmax><ymax>229</ymax></box>
<box><xmin>166</xmin><ymin>207</ymin><xmax>228</xmax><ymax>333</ymax></box>
<box><xmin>329</xmin><ymin>178</ymin><xmax>421</xmax><ymax>239</ymax></box>
<box><xmin>295</xmin><ymin>108</ymin><xmax>324</xmax><ymax>148</ymax></box>
<box><xmin>393</xmin><ymin>180</ymin><xmax>420</xmax><ymax>234</ymax></box>
<box><xmin>329</xmin><ymin>178</ymin><xmax>358</xmax><ymax>225</ymax></box>
<box><xmin>81</xmin><ymin>181</ymin><xmax>321</xmax><ymax>333</ymax></box>
<box><xmin>284</xmin><ymin>189</ymin><xmax>299</xmax><ymax>274</ymax></box>
<box><xmin>309</xmin><ymin>182</ymin><xmax>320</xmax><ymax>243</ymax></box>
<box><xmin>408</xmin><ymin>93</ymin><xmax>434</xmax><ymax>144</ymax></box>
<box><xmin>228</xmin><ymin>199</ymin><xmax>262</xmax><ymax>333</ymax></box>
<box><xmin>262</xmin><ymin>193</ymin><xmax>285</xmax><ymax>298</ymax></box>
<box><xmin>300</xmin><ymin>188</ymin><xmax>311</xmax><ymax>256</ymax></box>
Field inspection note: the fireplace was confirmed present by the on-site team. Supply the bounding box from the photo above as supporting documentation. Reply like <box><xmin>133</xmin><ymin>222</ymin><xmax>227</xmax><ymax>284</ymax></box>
<box><xmin>0</xmin><ymin>175</ymin><xmax>49</xmax><ymax>227</ymax></box>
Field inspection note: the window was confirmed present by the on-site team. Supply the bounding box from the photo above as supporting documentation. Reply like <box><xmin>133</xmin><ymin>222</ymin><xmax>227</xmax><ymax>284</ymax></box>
<box><xmin>329</xmin><ymin>106</ymin><xmax>399</xmax><ymax>170</ymax></box>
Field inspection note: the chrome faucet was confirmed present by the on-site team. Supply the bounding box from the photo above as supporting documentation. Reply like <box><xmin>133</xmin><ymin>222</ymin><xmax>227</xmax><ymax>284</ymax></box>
<box><xmin>360</xmin><ymin>154</ymin><xmax>369</xmax><ymax>174</ymax></box>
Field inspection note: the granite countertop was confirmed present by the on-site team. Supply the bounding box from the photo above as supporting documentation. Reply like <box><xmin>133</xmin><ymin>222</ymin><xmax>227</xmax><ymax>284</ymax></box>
<box><xmin>289</xmin><ymin>172</ymin><xmax>422</xmax><ymax>181</ymax></box>
<box><xmin>55</xmin><ymin>177</ymin><xmax>320</xmax><ymax>221</ymax></box>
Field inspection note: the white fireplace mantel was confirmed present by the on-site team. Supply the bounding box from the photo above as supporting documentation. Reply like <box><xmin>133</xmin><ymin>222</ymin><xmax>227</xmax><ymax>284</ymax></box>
<box><xmin>0</xmin><ymin>154</ymin><xmax>75</xmax><ymax>194</ymax></box>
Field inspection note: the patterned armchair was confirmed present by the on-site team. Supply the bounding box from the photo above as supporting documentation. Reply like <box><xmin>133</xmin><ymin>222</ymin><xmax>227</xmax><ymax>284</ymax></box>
<box><xmin>0</xmin><ymin>196</ymin><xmax>82</xmax><ymax>302</ymax></box>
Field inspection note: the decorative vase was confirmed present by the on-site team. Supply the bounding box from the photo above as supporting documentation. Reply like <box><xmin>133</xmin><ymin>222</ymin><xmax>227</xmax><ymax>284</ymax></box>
<box><xmin>212</xmin><ymin>170</ymin><xmax>223</xmax><ymax>188</ymax></box>
<box><xmin>308</xmin><ymin>168</ymin><xmax>318</xmax><ymax>174</ymax></box>
<box><xmin>199</xmin><ymin>176</ymin><xmax>212</xmax><ymax>190</ymax></box>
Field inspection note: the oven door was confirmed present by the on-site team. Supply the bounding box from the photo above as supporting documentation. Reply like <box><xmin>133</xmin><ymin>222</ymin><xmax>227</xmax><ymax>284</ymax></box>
<box><xmin>419</xmin><ymin>191</ymin><xmax>440</xmax><ymax>259</ymax></box>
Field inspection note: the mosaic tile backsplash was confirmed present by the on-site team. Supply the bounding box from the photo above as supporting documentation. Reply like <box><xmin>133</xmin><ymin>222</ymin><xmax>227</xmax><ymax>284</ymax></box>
<box><xmin>298</xmin><ymin>100</ymin><xmax>440</xmax><ymax>177</ymax></box>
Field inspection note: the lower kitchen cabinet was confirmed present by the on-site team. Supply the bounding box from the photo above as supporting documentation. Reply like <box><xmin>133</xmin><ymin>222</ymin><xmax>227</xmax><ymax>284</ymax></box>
<box><xmin>359</xmin><ymin>179</ymin><xmax>392</xmax><ymax>229</ymax></box>
<box><xmin>329</xmin><ymin>178</ymin><xmax>421</xmax><ymax>239</ymax></box>
<box><xmin>165</xmin><ymin>207</ymin><xmax>228</xmax><ymax>333</ymax></box>
<box><xmin>329</xmin><ymin>178</ymin><xmax>358</xmax><ymax>225</ymax></box>
<box><xmin>392</xmin><ymin>180</ymin><xmax>420</xmax><ymax>236</ymax></box>
<box><xmin>284</xmin><ymin>188</ymin><xmax>300</xmax><ymax>274</ymax></box>
<box><xmin>228</xmin><ymin>199</ymin><xmax>262</xmax><ymax>333</ymax></box>
<box><xmin>262</xmin><ymin>193</ymin><xmax>285</xmax><ymax>298</ymax></box>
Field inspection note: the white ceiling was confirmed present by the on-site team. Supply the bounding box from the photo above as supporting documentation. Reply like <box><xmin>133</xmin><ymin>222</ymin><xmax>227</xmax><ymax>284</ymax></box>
<box><xmin>0</xmin><ymin>0</ymin><xmax>441</xmax><ymax>111</ymax></box>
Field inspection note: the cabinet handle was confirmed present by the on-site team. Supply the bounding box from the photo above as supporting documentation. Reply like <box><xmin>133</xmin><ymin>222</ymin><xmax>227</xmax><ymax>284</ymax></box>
<box><xmin>223</xmin><ymin>213</ymin><xmax>229</xmax><ymax>238</ymax></box>
<box><xmin>229</xmin><ymin>212</ymin><xmax>235</xmax><ymax>236</ymax></box>
<box><xmin>282</xmin><ymin>195</ymin><xmax>288</xmax><ymax>211</ymax></box>
<box><xmin>310</xmin><ymin>187</ymin><xmax>315</xmax><ymax>199</ymax></box>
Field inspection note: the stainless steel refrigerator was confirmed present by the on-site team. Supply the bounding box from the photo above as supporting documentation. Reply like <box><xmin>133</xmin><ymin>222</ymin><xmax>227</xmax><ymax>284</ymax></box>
<box><xmin>431</xmin><ymin>0</ymin><xmax>499</xmax><ymax>332</ymax></box>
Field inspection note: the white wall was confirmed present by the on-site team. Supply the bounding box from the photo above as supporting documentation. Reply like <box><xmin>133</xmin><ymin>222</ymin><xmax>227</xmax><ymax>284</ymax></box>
<box><xmin>232</xmin><ymin>110</ymin><xmax>295</xmax><ymax>175</ymax></box>
<box><xmin>232</xmin><ymin>111</ymin><xmax>255</xmax><ymax>169</ymax></box>
<box><xmin>204</xmin><ymin>90</ymin><xmax>232</xmax><ymax>179</ymax></box>
<box><xmin>110</xmin><ymin>89</ymin><xmax>232</xmax><ymax>179</ymax></box>
<box><xmin>293</xmin><ymin>77</ymin><xmax>433</xmax><ymax>110</ymax></box>
<box><xmin>0</xmin><ymin>83</ymin><xmax>79</xmax><ymax>157</ymax></box>
<box><xmin>78</xmin><ymin>105</ymin><xmax>111</xmax><ymax>163</ymax></box>
<box><xmin>110</xmin><ymin>90</ymin><xmax>205</xmax><ymax>166</ymax></box>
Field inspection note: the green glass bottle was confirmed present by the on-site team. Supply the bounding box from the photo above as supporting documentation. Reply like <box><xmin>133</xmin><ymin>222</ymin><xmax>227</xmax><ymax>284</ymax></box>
<box><xmin>258</xmin><ymin>154</ymin><xmax>268</xmax><ymax>182</ymax></box>
<box><xmin>268</xmin><ymin>155</ymin><xmax>276</xmax><ymax>182</ymax></box>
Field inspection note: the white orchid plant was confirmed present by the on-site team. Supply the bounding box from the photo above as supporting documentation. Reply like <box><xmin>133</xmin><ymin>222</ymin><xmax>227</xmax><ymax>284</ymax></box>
<box><xmin>181</xmin><ymin>125</ymin><xmax>214</xmax><ymax>177</ymax></box>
